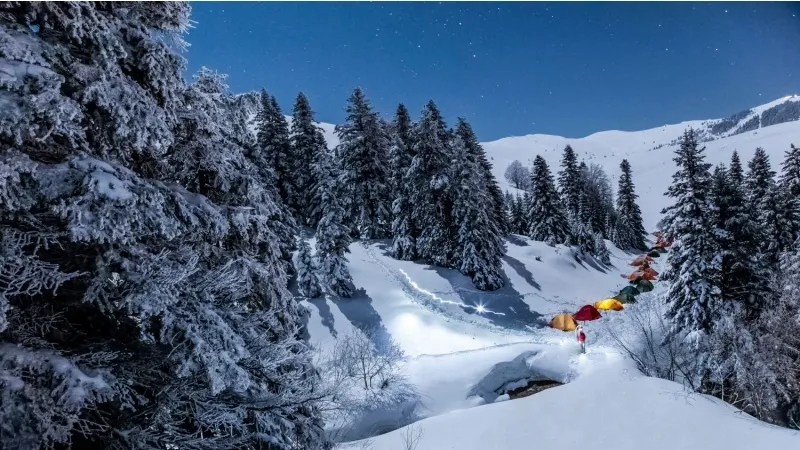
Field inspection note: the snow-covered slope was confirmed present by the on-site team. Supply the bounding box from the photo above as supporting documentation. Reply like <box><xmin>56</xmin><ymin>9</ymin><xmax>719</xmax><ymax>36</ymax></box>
<box><xmin>483</xmin><ymin>96</ymin><xmax>800</xmax><ymax>230</ymax></box>
<box><xmin>293</xmin><ymin>96</ymin><xmax>800</xmax><ymax>447</ymax></box>
<box><xmin>346</xmin><ymin>347</ymin><xmax>800</xmax><ymax>450</ymax></box>
<box><xmin>309</xmin><ymin>238</ymin><xmax>800</xmax><ymax>449</ymax></box>
<box><xmin>256</xmin><ymin>95</ymin><xmax>799</xmax><ymax>230</ymax></box>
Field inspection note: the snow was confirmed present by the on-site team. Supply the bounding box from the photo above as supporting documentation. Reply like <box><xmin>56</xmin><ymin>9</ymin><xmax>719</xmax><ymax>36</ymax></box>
<box><xmin>304</xmin><ymin>234</ymin><xmax>799</xmax><ymax>447</ymax></box>
<box><xmin>296</xmin><ymin>97</ymin><xmax>800</xmax><ymax>447</ymax></box>
<box><xmin>294</xmin><ymin>95</ymin><xmax>799</xmax><ymax>232</ymax></box>
<box><xmin>483</xmin><ymin>110</ymin><xmax>800</xmax><ymax>231</ymax></box>
<box><xmin>349</xmin><ymin>348</ymin><xmax>799</xmax><ymax>450</ymax></box>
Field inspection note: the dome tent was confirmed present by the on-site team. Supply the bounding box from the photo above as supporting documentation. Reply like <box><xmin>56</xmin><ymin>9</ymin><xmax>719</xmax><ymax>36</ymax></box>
<box><xmin>594</xmin><ymin>298</ymin><xmax>625</xmax><ymax>311</ymax></box>
<box><xmin>549</xmin><ymin>313</ymin><xmax>578</xmax><ymax>331</ymax></box>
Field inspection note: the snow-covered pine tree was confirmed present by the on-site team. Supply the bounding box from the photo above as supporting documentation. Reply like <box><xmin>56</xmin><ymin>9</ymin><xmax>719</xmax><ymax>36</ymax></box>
<box><xmin>390</xmin><ymin>104</ymin><xmax>418</xmax><ymax>260</ymax></box>
<box><xmin>746</xmin><ymin>148</ymin><xmax>796</xmax><ymax>265</ymax></box>
<box><xmin>572</xmin><ymin>192</ymin><xmax>597</xmax><ymax>256</ymax></box>
<box><xmin>390</xmin><ymin>104</ymin><xmax>415</xmax><ymax>200</ymax></box>
<box><xmin>0</xmin><ymin>3</ymin><xmax>328</xmax><ymax>448</ymax></box>
<box><xmin>770</xmin><ymin>240</ymin><xmax>800</xmax><ymax>426</ymax></box>
<box><xmin>255</xmin><ymin>89</ymin><xmax>298</xmax><ymax>215</ymax></box>
<box><xmin>407</xmin><ymin>101</ymin><xmax>455</xmax><ymax>267</ymax></box>
<box><xmin>292</xmin><ymin>92</ymin><xmax>330</xmax><ymax>227</ymax></box>
<box><xmin>335</xmin><ymin>88</ymin><xmax>392</xmax><ymax>239</ymax></box>
<box><xmin>729</xmin><ymin>150</ymin><xmax>745</xmax><ymax>186</ymax></box>
<box><xmin>745</xmin><ymin>147</ymin><xmax>776</xmax><ymax>217</ymax></box>
<box><xmin>527</xmin><ymin>155</ymin><xmax>572</xmax><ymax>245</ymax></box>
<box><xmin>593</xmin><ymin>232</ymin><xmax>612</xmax><ymax>265</ymax></box>
<box><xmin>710</xmin><ymin>164</ymin><xmax>770</xmax><ymax>318</ymax></box>
<box><xmin>558</xmin><ymin>144</ymin><xmax>582</xmax><ymax>217</ymax></box>
<box><xmin>522</xmin><ymin>190</ymin><xmax>533</xmax><ymax>227</ymax></box>
<box><xmin>513</xmin><ymin>193</ymin><xmax>528</xmax><ymax>235</ymax></box>
<box><xmin>295</xmin><ymin>237</ymin><xmax>323</xmax><ymax>298</ymax></box>
<box><xmin>660</xmin><ymin>128</ymin><xmax>723</xmax><ymax>342</ymax></box>
<box><xmin>780</xmin><ymin>143</ymin><xmax>800</xmax><ymax>243</ymax></box>
<box><xmin>781</xmin><ymin>144</ymin><xmax>800</xmax><ymax>199</ymax></box>
<box><xmin>161</xmin><ymin>67</ymin><xmax>329</xmax><ymax>449</ymax></box>
<box><xmin>757</xmin><ymin>182</ymin><xmax>798</xmax><ymax>267</ymax></box>
<box><xmin>314</xmin><ymin>164</ymin><xmax>354</xmax><ymax>298</ymax></box>
<box><xmin>504</xmin><ymin>191</ymin><xmax>520</xmax><ymax>234</ymax></box>
<box><xmin>588</xmin><ymin>164</ymin><xmax>615</xmax><ymax>237</ymax></box>
<box><xmin>451</xmin><ymin>118</ymin><xmax>506</xmax><ymax>290</ymax></box>
<box><xmin>613</xmin><ymin>159</ymin><xmax>647</xmax><ymax>250</ymax></box>
<box><xmin>222</xmin><ymin>86</ymin><xmax>298</xmax><ymax>277</ymax></box>
<box><xmin>468</xmin><ymin>124</ymin><xmax>509</xmax><ymax>237</ymax></box>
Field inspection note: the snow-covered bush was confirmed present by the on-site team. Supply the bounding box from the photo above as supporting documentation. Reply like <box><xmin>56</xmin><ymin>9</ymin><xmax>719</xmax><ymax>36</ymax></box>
<box><xmin>604</xmin><ymin>293</ymin><xmax>703</xmax><ymax>391</ymax></box>
<box><xmin>320</xmin><ymin>327</ymin><xmax>420</xmax><ymax>442</ymax></box>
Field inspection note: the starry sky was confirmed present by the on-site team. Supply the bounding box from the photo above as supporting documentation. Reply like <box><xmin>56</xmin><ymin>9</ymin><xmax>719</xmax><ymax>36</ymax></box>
<box><xmin>185</xmin><ymin>2</ymin><xmax>800</xmax><ymax>141</ymax></box>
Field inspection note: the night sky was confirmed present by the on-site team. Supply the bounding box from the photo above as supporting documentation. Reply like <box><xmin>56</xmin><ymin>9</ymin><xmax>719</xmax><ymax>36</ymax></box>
<box><xmin>185</xmin><ymin>2</ymin><xmax>800</xmax><ymax>141</ymax></box>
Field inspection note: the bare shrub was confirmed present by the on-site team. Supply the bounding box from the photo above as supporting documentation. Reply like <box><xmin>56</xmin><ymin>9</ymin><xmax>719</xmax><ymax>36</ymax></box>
<box><xmin>399</xmin><ymin>422</ymin><xmax>424</xmax><ymax>450</ymax></box>
<box><xmin>604</xmin><ymin>293</ymin><xmax>703</xmax><ymax>390</ymax></box>
<box><xmin>318</xmin><ymin>326</ymin><xmax>420</xmax><ymax>443</ymax></box>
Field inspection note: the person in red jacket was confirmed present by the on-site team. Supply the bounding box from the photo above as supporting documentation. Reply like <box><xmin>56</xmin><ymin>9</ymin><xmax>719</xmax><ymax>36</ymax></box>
<box><xmin>576</xmin><ymin>323</ymin><xmax>586</xmax><ymax>353</ymax></box>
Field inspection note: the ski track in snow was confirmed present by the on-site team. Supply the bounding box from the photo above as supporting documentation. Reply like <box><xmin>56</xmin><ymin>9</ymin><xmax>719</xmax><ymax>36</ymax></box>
<box><xmin>359</xmin><ymin>242</ymin><xmax>535</xmax><ymax>339</ymax></box>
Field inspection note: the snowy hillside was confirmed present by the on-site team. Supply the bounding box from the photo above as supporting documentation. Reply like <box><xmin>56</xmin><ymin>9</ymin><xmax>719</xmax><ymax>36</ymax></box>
<box><xmin>265</xmin><ymin>95</ymin><xmax>800</xmax><ymax>230</ymax></box>
<box><xmin>481</xmin><ymin>96</ymin><xmax>800</xmax><ymax>230</ymax></box>
<box><xmin>305</xmin><ymin>236</ymin><xmax>800</xmax><ymax>449</ymax></box>
<box><xmin>292</xmin><ymin>96</ymin><xmax>800</xmax><ymax>448</ymax></box>
<box><xmin>485</xmin><ymin>119</ymin><xmax>800</xmax><ymax>231</ymax></box>
<box><xmin>346</xmin><ymin>346</ymin><xmax>800</xmax><ymax>450</ymax></box>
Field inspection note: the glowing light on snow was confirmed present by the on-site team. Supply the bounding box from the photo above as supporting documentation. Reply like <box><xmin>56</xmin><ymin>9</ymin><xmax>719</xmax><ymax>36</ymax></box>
<box><xmin>398</xmin><ymin>268</ymin><xmax>505</xmax><ymax>316</ymax></box>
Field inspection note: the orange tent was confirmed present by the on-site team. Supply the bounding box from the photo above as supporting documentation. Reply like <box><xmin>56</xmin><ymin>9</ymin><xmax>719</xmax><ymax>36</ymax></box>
<box><xmin>628</xmin><ymin>270</ymin><xmax>657</xmax><ymax>281</ymax></box>
<box><xmin>549</xmin><ymin>313</ymin><xmax>577</xmax><ymax>331</ymax></box>
<box><xmin>641</xmin><ymin>267</ymin><xmax>659</xmax><ymax>278</ymax></box>
<box><xmin>630</xmin><ymin>255</ymin><xmax>654</xmax><ymax>266</ymax></box>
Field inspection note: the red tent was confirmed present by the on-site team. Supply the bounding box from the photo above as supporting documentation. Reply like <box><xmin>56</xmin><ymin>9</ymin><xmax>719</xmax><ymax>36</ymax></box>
<box><xmin>573</xmin><ymin>304</ymin><xmax>602</xmax><ymax>321</ymax></box>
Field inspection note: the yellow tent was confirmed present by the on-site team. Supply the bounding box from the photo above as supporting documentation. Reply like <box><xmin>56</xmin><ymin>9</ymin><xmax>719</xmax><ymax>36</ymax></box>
<box><xmin>549</xmin><ymin>313</ymin><xmax>577</xmax><ymax>331</ymax></box>
<box><xmin>594</xmin><ymin>298</ymin><xmax>624</xmax><ymax>311</ymax></box>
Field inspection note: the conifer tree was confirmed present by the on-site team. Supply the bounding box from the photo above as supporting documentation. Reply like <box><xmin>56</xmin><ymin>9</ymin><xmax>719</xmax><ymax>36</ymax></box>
<box><xmin>451</xmin><ymin>125</ymin><xmax>505</xmax><ymax>290</ymax></box>
<box><xmin>295</xmin><ymin>238</ymin><xmax>323</xmax><ymax>298</ymax></box>
<box><xmin>0</xmin><ymin>3</ymin><xmax>328</xmax><ymax>448</ymax></box>
<box><xmin>593</xmin><ymin>232</ymin><xmax>612</xmax><ymax>265</ymax></box>
<box><xmin>710</xmin><ymin>165</ymin><xmax>769</xmax><ymax>317</ymax></box>
<box><xmin>757</xmin><ymin>183</ymin><xmax>798</xmax><ymax>266</ymax></box>
<box><xmin>407</xmin><ymin>101</ymin><xmax>455</xmax><ymax>267</ymax></box>
<box><xmin>335</xmin><ymin>88</ymin><xmax>392</xmax><ymax>239</ymax></box>
<box><xmin>746</xmin><ymin>148</ymin><xmax>796</xmax><ymax>264</ymax></box>
<box><xmin>256</xmin><ymin>90</ymin><xmax>297</xmax><ymax>214</ymax></box>
<box><xmin>746</xmin><ymin>147</ymin><xmax>775</xmax><ymax>211</ymax></box>
<box><xmin>661</xmin><ymin>129</ymin><xmax>722</xmax><ymax>341</ymax></box>
<box><xmin>315</xmin><ymin>171</ymin><xmax>354</xmax><ymax>298</ymax></box>
<box><xmin>514</xmin><ymin>193</ymin><xmax>528</xmax><ymax>235</ymax></box>
<box><xmin>291</xmin><ymin>92</ymin><xmax>329</xmax><ymax>226</ymax></box>
<box><xmin>390</xmin><ymin>104</ymin><xmax>415</xmax><ymax>199</ymax></box>
<box><xmin>729</xmin><ymin>150</ymin><xmax>745</xmax><ymax>186</ymax></box>
<box><xmin>455</xmin><ymin>118</ymin><xmax>506</xmax><ymax>257</ymax></box>
<box><xmin>614</xmin><ymin>159</ymin><xmax>647</xmax><ymax>250</ymax></box>
<box><xmin>781</xmin><ymin>144</ymin><xmax>800</xmax><ymax>199</ymax></box>
<box><xmin>558</xmin><ymin>145</ymin><xmax>582</xmax><ymax>217</ymax></box>
<box><xmin>527</xmin><ymin>155</ymin><xmax>572</xmax><ymax>245</ymax></box>
<box><xmin>390</xmin><ymin>104</ymin><xmax>417</xmax><ymax>260</ymax></box>
<box><xmin>780</xmin><ymin>143</ymin><xmax>800</xmax><ymax>243</ymax></box>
